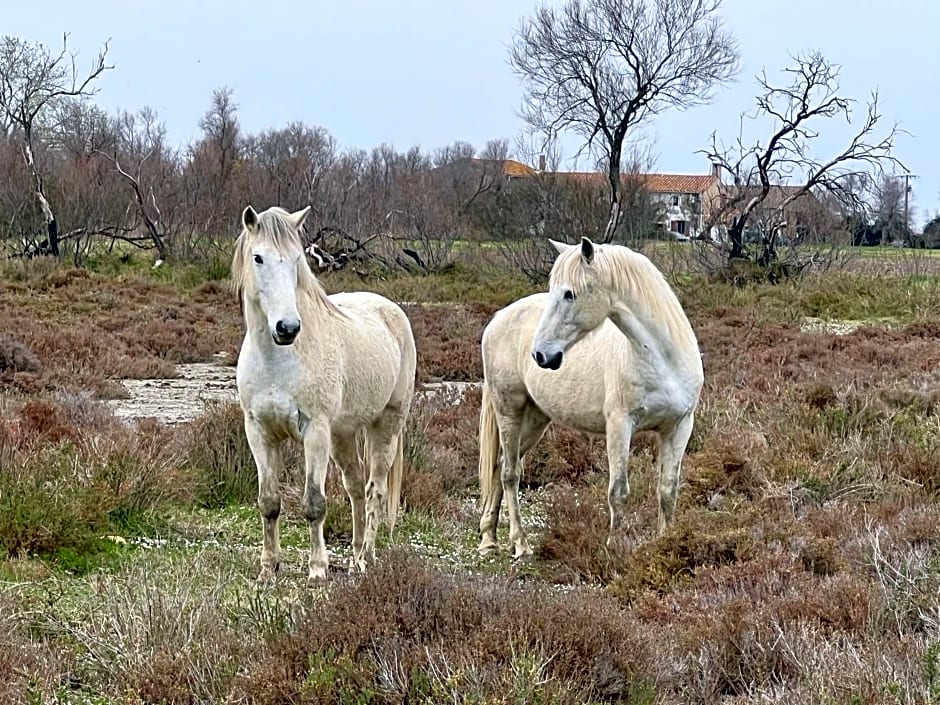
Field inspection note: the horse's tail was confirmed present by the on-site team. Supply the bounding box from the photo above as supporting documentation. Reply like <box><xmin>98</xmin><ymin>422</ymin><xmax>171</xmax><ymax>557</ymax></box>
<box><xmin>359</xmin><ymin>426</ymin><xmax>404</xmax><ymax>535</ymax></box>
<box><xmin>478</xmin><ymin>383</ymin><xmax>501</xmax><ymax>508</ymax></box>
<box><xmin>386</xmin><ymin>430</ymin><xmax>404</xmax><ymax>534</ymax></box>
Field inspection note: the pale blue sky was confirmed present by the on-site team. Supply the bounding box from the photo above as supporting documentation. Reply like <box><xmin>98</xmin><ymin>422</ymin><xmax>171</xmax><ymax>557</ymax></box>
<box><xmin>6</xmin><ymin>0</ymin><xmax>938</xmax><ymax>222</ymax></box>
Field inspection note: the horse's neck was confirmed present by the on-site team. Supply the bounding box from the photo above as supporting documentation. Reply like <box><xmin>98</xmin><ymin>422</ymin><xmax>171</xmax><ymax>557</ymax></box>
<box><xmin>609</xmin><ymin>294</ymin><xmax>699</xmax><ymax>377</ymax></box>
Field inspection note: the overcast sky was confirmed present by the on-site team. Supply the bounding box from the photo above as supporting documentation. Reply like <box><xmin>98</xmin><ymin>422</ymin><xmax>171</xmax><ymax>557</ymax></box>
<box><xmin>6</xmin><ymin>0</ymin><xmax>938</xmax><ymax>222</ymax></box>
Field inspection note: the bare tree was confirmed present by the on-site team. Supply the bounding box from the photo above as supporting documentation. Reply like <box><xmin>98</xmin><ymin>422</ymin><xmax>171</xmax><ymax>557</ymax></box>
<box><xmin>433</xmin><ymin>140</ymin><xmax>476</xmax><ymax>168</ymax></box>
<box><xmin>702</xmin><ymin>51</ymin><xmax>904</xmax><ymax>268</ymax></box>
<box><xmin>872</xmin><ymin>174</ymin><xmax>912</xmax><ymax>246</ymax></box>
<box><xmin>187</xmin><ymin>86</ymin><xmax>242</xmax><ymax>236</ymax></box>
<box><xmin>46</xmin><ymin>99</ymin><xmax>125</xmax><ymax>262</ymax></box>
<box><xmin>96</xmin><ymin>108</ymin><xmax>181</xmax><ymax>260</ymax></box>
<box><xmin>198</xmin><ymin>86</ymin><xmax>240</xmax><ymax>190</ymax></box>
<box><xmin>0</xmin><ymin>33</ymin><xmax>112</xmax><ymax>256</ymax></box>
<box><xmin>243</xmin><ymin>121</ymin><xmax>336</xmax><ymax>208</ymax></box>
<box><xmin>510</xmin><ymin>0</ymin><xmax>738</xmax><ymax>241</ymax></box>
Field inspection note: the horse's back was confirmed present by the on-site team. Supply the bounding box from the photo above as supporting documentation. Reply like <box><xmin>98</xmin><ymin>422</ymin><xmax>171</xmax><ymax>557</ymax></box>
<box><xmin>328</xmin><ymin>291</ymin><xmax>417</xmax><ymax>413</ymax></box>
<box><xmin>330</xmin><ymin>291</ymin><xmax>416</xmax><ymax>356</ymax></box>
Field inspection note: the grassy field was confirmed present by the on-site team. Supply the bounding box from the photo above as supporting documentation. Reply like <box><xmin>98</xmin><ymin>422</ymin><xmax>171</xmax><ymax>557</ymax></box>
<box><xmin>3</xmin><ymin>249</ymin><xmax>940</xmax><ymax>704</ymax></box>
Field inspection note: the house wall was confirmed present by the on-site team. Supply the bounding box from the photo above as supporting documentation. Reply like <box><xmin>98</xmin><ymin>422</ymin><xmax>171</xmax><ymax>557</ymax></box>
<box><xmin>650</xmin><ymin>191</ymin><xmax>709</xmax><ymax>238</ymax></box>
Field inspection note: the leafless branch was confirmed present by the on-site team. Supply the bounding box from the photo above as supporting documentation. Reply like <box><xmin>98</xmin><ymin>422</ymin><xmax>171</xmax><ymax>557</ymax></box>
<box><xmin>96</xmin><ymin>148</ymin><xmax>168</xmax><ymax>259</ymax></box>
<box><xmin>699</xmin><ymin>50</ymin><xmax>905</xmax><ymax>268</ymax></box>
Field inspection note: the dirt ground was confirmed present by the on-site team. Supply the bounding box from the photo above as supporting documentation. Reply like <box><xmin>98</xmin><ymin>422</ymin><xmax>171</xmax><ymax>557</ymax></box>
<box><xmin>108</xmin><ymin>360</ymin><xmax>480</xmax><ymax>425</ymax></box>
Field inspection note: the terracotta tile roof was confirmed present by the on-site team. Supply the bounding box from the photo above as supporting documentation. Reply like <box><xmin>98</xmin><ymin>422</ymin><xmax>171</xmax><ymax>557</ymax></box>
<box><xmin>468</xmin><ymin>159</ymin><xmax>719</xmax><ymax>192</ymax></box>
<box><xmin>468</xmin><ymin>158</ymin><xmax>537</xmax><ymax>178</ymax></box>
<box><xmin>720</xmin><ymin>184</ymin><xmax>823</xmax><ymax>210</ymax></box>
<box><xmin>640</xmin><ymin>174</ymin><xmax>719</xmax><ymax>194</ymax></box>
<box><xmin>502</xmin><ymin>159</ymin><xmax>538</xmax><ymax>178</ymax></box>
<box><xmin>548</xmin><ymin>171</ymin><xmax>718</xmax><ymax>193</ymax></box>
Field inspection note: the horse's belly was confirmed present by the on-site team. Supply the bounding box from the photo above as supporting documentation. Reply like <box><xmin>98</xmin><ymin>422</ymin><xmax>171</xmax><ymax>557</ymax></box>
<box><xmin>525</xmin><ymin>370</ymin><xmax>607</xmax><ymax>435</ymax></box>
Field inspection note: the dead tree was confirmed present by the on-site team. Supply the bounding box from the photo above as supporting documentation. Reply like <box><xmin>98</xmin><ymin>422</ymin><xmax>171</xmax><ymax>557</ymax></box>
<box><xmin>702</xmin><ymin>51</ymin><xmax>904</xmax><ymax>269</ymax></box>
<box><xmin>95</xmin><ymin>109</ymin><xmax>177</xmax><ymax>260</ymax></box>
<box><xmin>510</xmin><ymin>0</ymin><xmax>738</xmax><ymax>241</ymax></box>
<box><xmin>0</xmin><ymin>33</ymin><xmax>112</xmax><ymax>256</ymax></box>
<box><xmin>97</xmin><ymin>150</ymin><xmax>169</xmax><ymax>260</ymax></box>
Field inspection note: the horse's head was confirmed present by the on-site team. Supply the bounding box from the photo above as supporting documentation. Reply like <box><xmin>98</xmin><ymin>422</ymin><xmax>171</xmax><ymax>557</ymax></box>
<box><xmin>531</xmin><ymin>237</ymin><xmax>609</xmax><ymax>370</ymax></box>
<box><xmin>237</xmin><ymin>204</ymin><xmax>312</xmax><ymax>346</ymax></box>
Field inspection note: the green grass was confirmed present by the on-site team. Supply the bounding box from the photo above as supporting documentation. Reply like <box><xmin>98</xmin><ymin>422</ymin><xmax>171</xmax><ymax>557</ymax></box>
<box><xmin>7</xmin><ymin>253</ymin><xmax>940</xmax><ymax>702</ymax></box>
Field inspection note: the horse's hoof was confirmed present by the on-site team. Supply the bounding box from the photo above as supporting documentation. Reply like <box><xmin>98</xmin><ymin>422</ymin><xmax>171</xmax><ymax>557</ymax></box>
<box><xmin>256</xmin><ymin>565</ymin><xmax>278</xmax><ymax>586</ymax></box>
<box><xmin>605</xmin><ymin>534</ymin><xmax>636</xmax><ymax>555</ymax></box>
<box><xmin>512</xmin><ymin>545</ymin><xmax>534</xmax><ymax>561</ymax></box>
<box><xmin>478</xmin><ymin>539</ymin><xmax>500</xmax><ymax>556</ymax></box>
<box><xmin>346</xmin><ymin>553</ymin><xmax>369</xmax><ymax>573</ymax></box>
<box><xmin>308</xmin><ymin>565</ymin><xmax>329</xmax><ymax>582</ymax></box>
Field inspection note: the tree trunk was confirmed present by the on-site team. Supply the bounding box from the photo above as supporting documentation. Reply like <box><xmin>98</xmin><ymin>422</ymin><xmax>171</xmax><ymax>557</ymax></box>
<box><xmin>23</xmin><ymin>139</ymin><xmax>59</xmax><ymax>256</ymax></box>
<box><xmin>602</xmin><ymin>199</ymin><xmax>621</xmax><ymax>242</ymax></box>
<box><xmin>602</xmin><ymin>133</ymin><xmax>625</xmax><ymax>243</ymax></box>
<box><xmin>757</xmin><ymin>238</ymin><xmax>777</xmax><ymax>268</ymax></box>
<box><xmin>728</xmin><ymin>217</ymin><xmax>746</xmax><ymax>260</ymax></box>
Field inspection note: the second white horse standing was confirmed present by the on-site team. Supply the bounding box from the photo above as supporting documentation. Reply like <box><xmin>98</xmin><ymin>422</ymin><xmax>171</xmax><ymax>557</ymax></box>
<box><xmin>478</xmin><ymin>237</ymin><xmax>704</xmax><ymax>558</ymax></box>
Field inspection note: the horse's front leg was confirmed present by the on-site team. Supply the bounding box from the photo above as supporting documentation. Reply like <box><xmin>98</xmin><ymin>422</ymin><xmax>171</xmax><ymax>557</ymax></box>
<box><xmin>605</xmin><ymin>412</ymin><xmax>634</xmax><ymax>544</ymax></box>
<box><xmin>302</xmin><ymin>420</ymin><xmax>332</xmax><ymax>581</ymax></box>
<box><xmin>245</xmin><ymin>417</ymin><xmax>283</xmax><ymax>585</ymax></box>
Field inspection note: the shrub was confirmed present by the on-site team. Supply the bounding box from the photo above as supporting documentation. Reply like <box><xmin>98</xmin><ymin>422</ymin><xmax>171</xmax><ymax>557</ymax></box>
<box><xmin>241</xmin><ymin>550</ymin><xmax>657</xmax><ymax>704</ymax></box>
<box><xmin>180</xmin><ymin>401</ymin><xmax>257</xmax><ymax>507</ymax></box>
<box><xmin>0</xmin><ymin>399</ymin><xmax>179</xmax><ymax>565</ymax></box>
<box><xmin>0</xmin><ymin>332</ymin><xmax>40</xmax><ymax>374</ymax></box>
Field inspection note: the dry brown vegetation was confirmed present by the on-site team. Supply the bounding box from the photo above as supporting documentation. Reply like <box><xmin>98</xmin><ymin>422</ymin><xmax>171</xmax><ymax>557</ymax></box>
<box><xmin>3</xmin><ymin>253</ymin><xmax>940</xmax><ymax>703</ymax></box>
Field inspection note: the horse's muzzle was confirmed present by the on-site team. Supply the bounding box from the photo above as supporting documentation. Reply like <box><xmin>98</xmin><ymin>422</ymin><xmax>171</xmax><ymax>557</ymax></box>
<box><xmin>532</xmin><ymin>349</ymin><xmax>563</xmax><ymax>370</ymax></box>
<box><xmin>273</xmin><ymin>319</ymin><xmax>301</xmax><ymax>346</ymax></box>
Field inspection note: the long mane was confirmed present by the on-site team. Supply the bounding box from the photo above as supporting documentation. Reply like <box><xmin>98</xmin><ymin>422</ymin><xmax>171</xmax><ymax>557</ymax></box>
<box><xmin>231</xmin><ymin>206</ymin><xmax>342</xmax><ymax>317</ymax></box>
<box><xmin>549</xmin><ymin>242</ymin><xmax>696</xmax><ymax>348</ymax></box>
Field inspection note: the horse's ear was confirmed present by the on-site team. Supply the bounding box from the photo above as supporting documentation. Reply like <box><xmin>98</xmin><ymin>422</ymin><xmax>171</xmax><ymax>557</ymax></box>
<box><xmin>242</xmin><ymin>206</ymin><xmax>259</xmax><ymax>233</ymax></box>
<box><xmin>287</xmin><ymin>205</ymin><xmax>312</xmax><ymax>231</ymax></box>
<box><xmin>548</xmin><ymin>239</ymin><xmax>568</xmax><ymax>255</ymax></box>
<box><xmin>580</xmin><ymin>237</ymin><xmax>595</xmax><ymax>265</ymax></box>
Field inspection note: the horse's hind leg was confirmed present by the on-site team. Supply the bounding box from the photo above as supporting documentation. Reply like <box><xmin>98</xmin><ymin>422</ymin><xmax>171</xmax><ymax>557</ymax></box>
<box><xmin>657</xmin><ymin>413</ymin><xmax>694</xmax><ymax>535</ymax></box>
<box><xmin>244</xmin><ymin>418</ymin><xmax>283</xmax><ymax>585</ymax></box>
<box><xmin>301</xmin><ymin>420</ymin><xmax>332</xmax><ymax>581</ymax></box>
<box><xmin>362</xmin><ymin>408</ymin><xmax>406</xmax><ymax>567</ymax></box>
<box><xmin>499</xmin><ymin>402</ymin><xmax>549</xmax><ymax>559</ymax></box>
<box><xmin>332</xmin><ymin>432</ymin><xmax>366</xmax><ymax>571</ymax></box>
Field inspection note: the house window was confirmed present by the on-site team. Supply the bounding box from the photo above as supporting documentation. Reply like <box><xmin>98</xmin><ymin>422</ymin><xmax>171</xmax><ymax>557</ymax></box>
<box><xmin>671</xmin><ymin>195</ymin><xmax>680</xmax><ymax>207</ymax></box>
<box><xmin>670</xmin><ymin>220</ymin><xmax>687</xmax><ymax>235</ymax></box>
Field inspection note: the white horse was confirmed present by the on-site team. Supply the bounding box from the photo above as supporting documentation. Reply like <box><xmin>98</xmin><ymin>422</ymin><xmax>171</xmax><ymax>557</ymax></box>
<box><xmin>478</xmin><ymin>237</ymin><xmax>704</xmax><ymax>558</ymax></box>
<box><xmin>232</xmin><ymin>205</ymin><xmax>416</xmax><ymax>582</ymax></box>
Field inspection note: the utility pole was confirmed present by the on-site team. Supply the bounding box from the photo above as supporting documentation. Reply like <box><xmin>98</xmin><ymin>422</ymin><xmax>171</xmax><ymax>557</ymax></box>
<box><xmin>901</xmin><ymin>172</ymin><xmax>918</xmax><ymax>233</ymax></box>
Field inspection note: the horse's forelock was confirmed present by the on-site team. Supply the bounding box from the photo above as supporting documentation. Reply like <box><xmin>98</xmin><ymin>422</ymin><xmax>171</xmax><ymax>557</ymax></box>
<box><xmin>549</xmin><ymin>244</ymin><xmax>594</xmax><ymax>294</ymax></box>
<box><xmin>231</xmin><ymin>206</ymin><xmax>343</xmax><ymax>318</ymax></box>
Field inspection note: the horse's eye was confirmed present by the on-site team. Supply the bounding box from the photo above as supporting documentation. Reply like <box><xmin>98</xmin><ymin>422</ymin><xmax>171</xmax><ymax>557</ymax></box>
<box><xmin>563</xmin><ymin>289</ymin><xmax>575</xmax><ymax>301</ymax></box>
<box><xmin>253</xmin><ymin>254</ymin><xmax>263</xmax><ymax>265</ymax></box>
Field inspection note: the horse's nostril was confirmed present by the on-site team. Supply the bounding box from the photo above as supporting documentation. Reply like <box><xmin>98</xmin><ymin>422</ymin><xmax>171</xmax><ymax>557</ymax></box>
<box><xmin>534</xmin><ymin>351</ymin><xmax>545</xmax><ymax>366</ymax></box>
<box><xmin>275</xmin><ymin>320</ymin><xmax>300</xmax><ymax>338</ymax></box>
